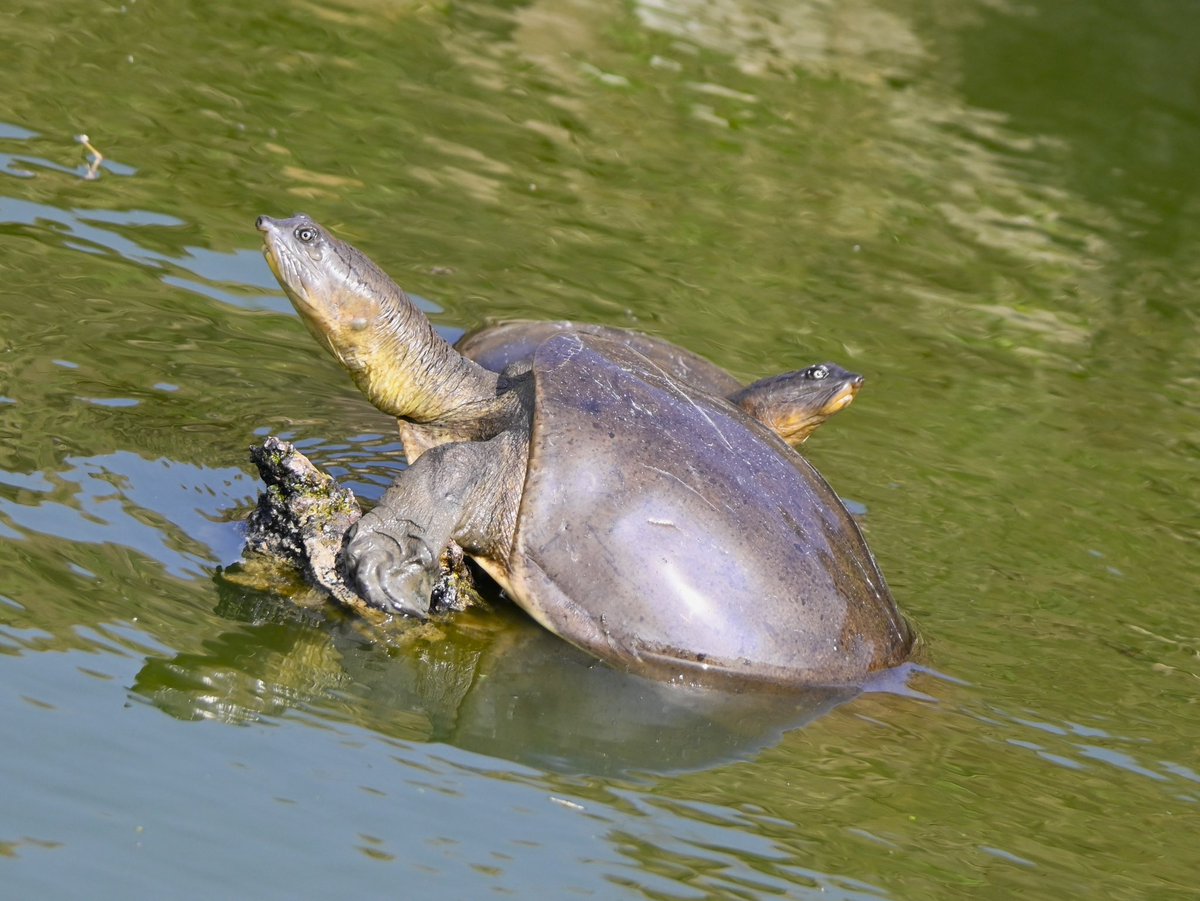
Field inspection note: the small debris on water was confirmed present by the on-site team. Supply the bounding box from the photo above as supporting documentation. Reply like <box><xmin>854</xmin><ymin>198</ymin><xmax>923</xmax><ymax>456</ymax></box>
<box><xmin>843</xmin><ymin>498</ymin><xmax>869</xmax><ymax>517</ymax></box>
<box><xmin>549</xmin><ymin>797</ymin><xmax>584</xmax><ymax>811</ymax></box>
<box><xmin>75</xmin><ymin>133</ymin><xmax>104</xmax><ymax>180</ymax></box>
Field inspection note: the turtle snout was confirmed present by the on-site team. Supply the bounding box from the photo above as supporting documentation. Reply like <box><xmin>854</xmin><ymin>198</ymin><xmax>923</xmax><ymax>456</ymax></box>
<box><xmin>256</xmin><ymin>214</ymin><xmax>311</xmax><ymax>233</ymax></box>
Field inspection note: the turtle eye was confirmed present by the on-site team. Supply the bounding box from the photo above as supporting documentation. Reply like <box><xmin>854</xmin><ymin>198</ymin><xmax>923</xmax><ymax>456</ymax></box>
<box><xmin>806</xmin><ymin>365</ymin><xmax>829</xmax><ymax>380</ymax></box>
<box><xmin>295</xmin><ymin>225</ymin><xmax>318</xmax><ymax>244</ymax></box>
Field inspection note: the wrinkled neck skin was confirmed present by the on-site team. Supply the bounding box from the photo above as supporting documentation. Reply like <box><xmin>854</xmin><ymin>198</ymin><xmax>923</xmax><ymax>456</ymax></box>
<box><xmin>274</xmin><ymin>232</ymin><xmax>515</xmax><ymax>452</ymax></box>
<box><xmin>341</xmin><ymin>279</ymin><xmax>494</xmax><ymax>419</ymax></box>
<box><xmin>335</xmin><ymin>285</ymin><xmax>521</xmax><ymax>457</ymax></box>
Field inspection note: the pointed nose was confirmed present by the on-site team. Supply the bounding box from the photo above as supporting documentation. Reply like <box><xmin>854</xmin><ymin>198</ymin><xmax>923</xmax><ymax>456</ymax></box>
<box><xmin>255</xmin><ymin>215</ymin><xmax>275</xmax><ymax>233</ymax></box>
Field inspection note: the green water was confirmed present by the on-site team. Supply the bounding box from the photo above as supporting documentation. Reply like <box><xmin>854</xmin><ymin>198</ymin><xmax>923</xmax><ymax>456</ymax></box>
<box><xmin>2</xmin><ymin>0</ymin><xmax>1197</xmax><ymax>897</ymax></box>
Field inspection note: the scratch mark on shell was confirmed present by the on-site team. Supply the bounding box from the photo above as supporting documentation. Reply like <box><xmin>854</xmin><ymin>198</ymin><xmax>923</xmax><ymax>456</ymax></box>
<box><xmin>623</xmin><ymin>344</ymin><xmax>737</xmax><ymax>453</ymax></box>
<box><xmin>640</xmin><ymin>463</ymin><xmax>732</xmax><ymax>516</ymax></box>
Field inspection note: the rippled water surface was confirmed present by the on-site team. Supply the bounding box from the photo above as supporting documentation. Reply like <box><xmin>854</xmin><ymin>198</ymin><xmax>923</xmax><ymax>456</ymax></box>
<box><xmin>2</xmin><ymin>1</ymin><xmax>1198</xmax><ymax>897</ymax></box>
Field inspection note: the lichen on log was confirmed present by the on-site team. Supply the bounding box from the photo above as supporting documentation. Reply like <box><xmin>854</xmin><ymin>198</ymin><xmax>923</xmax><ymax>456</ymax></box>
<box><xmin>234</xmin><ymin>437</ymin><xmax>480</xmax><ymax>618</ymax></box>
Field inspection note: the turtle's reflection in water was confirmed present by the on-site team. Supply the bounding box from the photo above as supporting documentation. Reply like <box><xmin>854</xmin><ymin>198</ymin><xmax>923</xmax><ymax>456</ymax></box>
<box><xmin>133</xmin><ymin>578</ymin><xmax>858</xmax><ymax>777</ymax></box>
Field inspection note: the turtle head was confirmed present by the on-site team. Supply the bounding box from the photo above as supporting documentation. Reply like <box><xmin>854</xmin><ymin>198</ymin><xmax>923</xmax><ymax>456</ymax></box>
<box><xmin>799</xmin><ymin>363</ymin><xmax>863</xmax><ymax>415</ymax></box>
<box><xmin>732</xmin><ymin>363</ymin><xmax>864</xmax><ymax>447</ymax></box>
<box><xmin>257</xmin><ymin>214</ymin><xmax>495</xmax><ymax>423</ymax></box>
<box><xmin>257</xmin><ymin>214</ymin><xmax>395</xmax><ymax>376</ymax></box>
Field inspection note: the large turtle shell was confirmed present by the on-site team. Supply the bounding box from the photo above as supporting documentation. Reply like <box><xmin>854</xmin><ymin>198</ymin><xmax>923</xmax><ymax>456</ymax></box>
<box><xmin>505</xmin><ymin>333</ymin><xmax>913</xmax><ymax>688</ymax></box>
<box><xmin>458</xmin><ymin>320</ymin><xmax>742</xmax><ymax>397</ymax></box>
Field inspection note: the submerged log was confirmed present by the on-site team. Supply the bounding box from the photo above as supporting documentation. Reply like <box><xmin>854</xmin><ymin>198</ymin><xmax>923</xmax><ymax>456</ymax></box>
<box><xmin>235</xmin><ymin>437</ymin><xmax>480</xmax><ymax>617</ymax></box>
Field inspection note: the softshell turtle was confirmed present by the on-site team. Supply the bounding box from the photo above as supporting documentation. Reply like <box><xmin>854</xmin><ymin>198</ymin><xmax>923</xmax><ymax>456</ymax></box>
<box><xmin>257</xmin><ymin>214</ymin><xmax>913</xmax><ymax>688</ymax></box>
<box><xmin>457</xmin><ymin>320</ymin><xmax>862</xmax><ymax>447</ymax></box>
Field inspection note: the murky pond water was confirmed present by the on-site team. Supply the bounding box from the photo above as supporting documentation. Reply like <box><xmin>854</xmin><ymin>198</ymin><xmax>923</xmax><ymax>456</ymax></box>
<box><xmin>2</xmin><ymin>0</ymin><xmax>1198</xmax><ymax>897</ymax></box>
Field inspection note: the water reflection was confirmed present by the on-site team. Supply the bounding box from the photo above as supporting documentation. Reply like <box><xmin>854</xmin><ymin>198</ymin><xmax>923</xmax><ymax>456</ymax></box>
<box><xmin>0</xmin><ymin>194</ymin><xmax>286</xmax><ymax>311</ymax></box>
<box><xmin>632</xmin><ymin>0</ymin><xmax>925</xmax><ymax>82</ymax></box>
<box><xmin>968</xmin><ymin>703</ymin><xmax>1200</xmax><ymax>802</ymax></box>
<box><xmin>0</xmin><ymin>191</ymin><xmax>449</xmax><ymax>320</ymax></box>
<box><xmin>134</xmin><ymin>577</ymin><xmax>857</xmax><ymax>776</ymax></box>
<box><xmin>0</xmin><ymin>452</ymin><xmax>254</xmax><ymax>579</ymax></box>
<box><xmin>0</xmin><ymin>122</ymin><xmax>137</xmax><ymax>181</ymax></box>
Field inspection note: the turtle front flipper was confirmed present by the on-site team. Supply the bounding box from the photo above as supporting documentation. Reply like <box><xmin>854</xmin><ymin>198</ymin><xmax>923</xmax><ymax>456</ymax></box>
<box><xmin>344</xmin><ymin>432</ymin><xmax>524</xmax><ymax>618</ymax></box>
<box><xmin>346</xmin><ymin>517</ymin><xmax>440</xmax><ymax>618</ymax></box>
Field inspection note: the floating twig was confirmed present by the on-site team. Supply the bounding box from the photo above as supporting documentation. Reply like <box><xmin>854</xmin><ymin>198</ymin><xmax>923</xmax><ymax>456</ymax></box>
<box><xmin>75</xmin><ymin>133</ymin><xmax>104</xmax><ymax>180</ymax></box>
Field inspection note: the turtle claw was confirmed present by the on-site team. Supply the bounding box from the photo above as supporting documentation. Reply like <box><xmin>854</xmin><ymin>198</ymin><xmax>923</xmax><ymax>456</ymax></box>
<box><xmin>344</xmin><ymin>527</ymin><xmax>435</xmax><ymax>619</ymax></box>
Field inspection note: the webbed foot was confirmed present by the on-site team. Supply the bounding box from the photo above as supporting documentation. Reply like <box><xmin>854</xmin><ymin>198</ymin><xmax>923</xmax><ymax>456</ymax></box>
<box><xmin>344</xmin><ymin>521</ymin><xmax>437</xmax><ymax>618</ymax></box>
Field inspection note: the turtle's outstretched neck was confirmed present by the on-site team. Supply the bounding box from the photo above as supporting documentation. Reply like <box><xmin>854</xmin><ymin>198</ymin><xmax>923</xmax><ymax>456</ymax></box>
<box><xmin>348</xmin><ymin>269</ymin><xmax>499</xmax><ymax>424</ymax></box>
<box><xmin>257</xmin><ymin>214</ymin><xmax>503</xmax><ymax>430</ymax></box>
